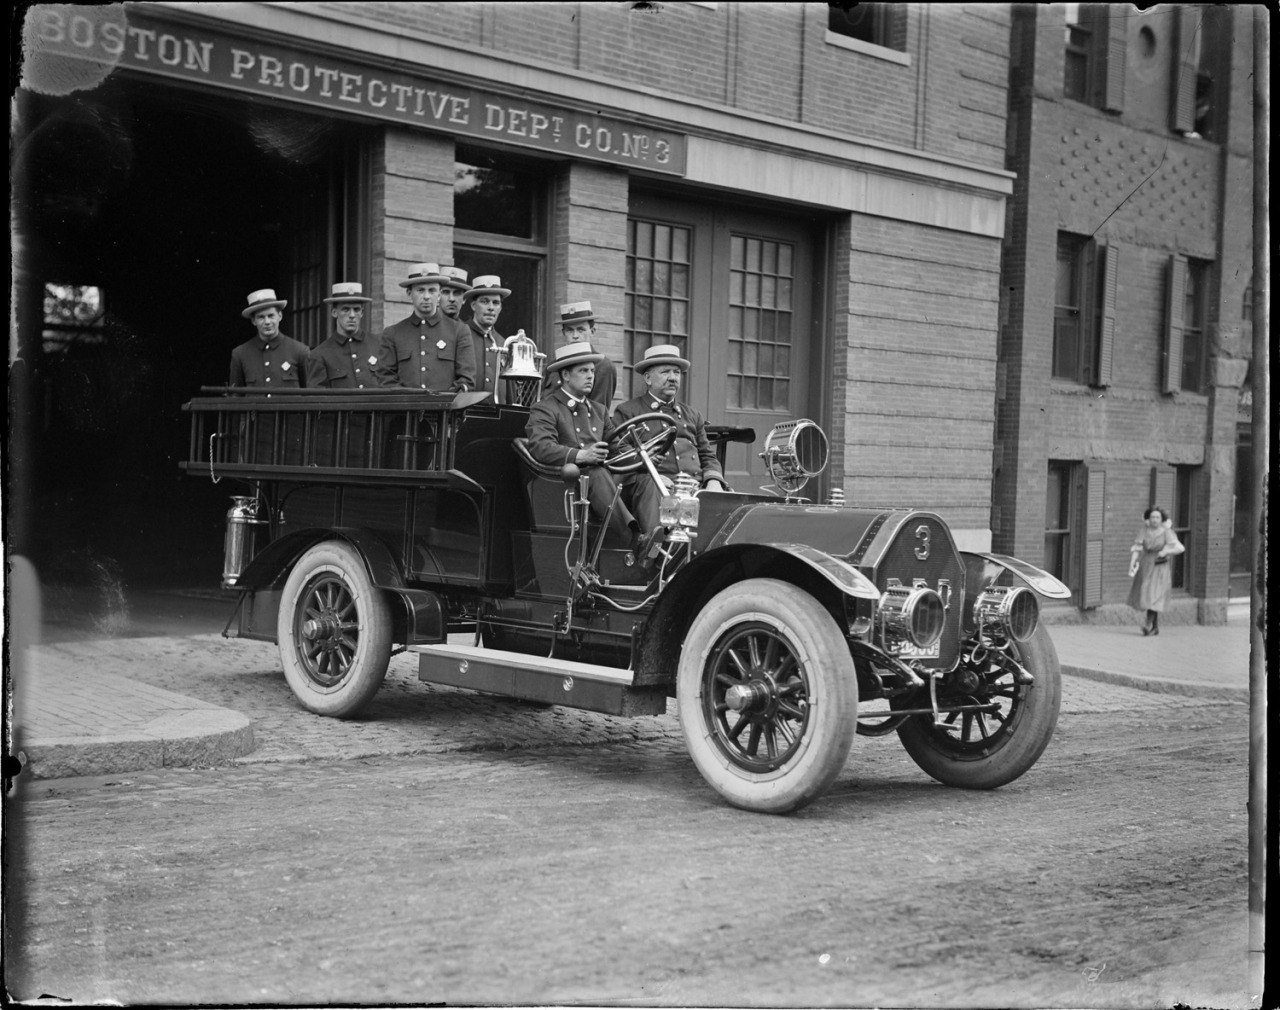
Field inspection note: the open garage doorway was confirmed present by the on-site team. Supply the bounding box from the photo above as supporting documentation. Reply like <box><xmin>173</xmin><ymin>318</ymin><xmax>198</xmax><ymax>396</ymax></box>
<box><xmin>11</xmin><ymin>78</ymin><xmax>371</xmax><ymax>591</ymax></box>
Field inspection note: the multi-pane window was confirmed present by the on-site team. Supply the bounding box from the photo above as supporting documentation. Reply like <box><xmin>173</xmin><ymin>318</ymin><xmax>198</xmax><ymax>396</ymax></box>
<box><xmin>1171</xmin><ymin>466</ymin><xmax>1195</xmax><ymax>590</ymax></box>
<box><xmin>827</xmin><ymin>3</ymin><xmax>907</xmax><ymax>52</ymax></box>
<box><xmin>624</xmin><ymin>218</ymin><xmax>691</xmax><ymax>394</ymax></box>
<box><xmin>1063</xmin><ymin>3</ymin><xmax>1094</xmax><ymax>103</ymax></box>
<box><xmin>453</xmin><ymin>144</ymin><xmax>547</xmax><ymax>342</ymax></box>
<box><xmin>1044</xmin><ymin>461</ymin><xmax>1076</xmax><ymax>587</ymax></box>
<box><xmin>728</xmin><ymin>234</ymin><xmax>795</xmax><ymax>412</ymax></box>
<box><xmin>42</xmin><ymin>283</ymin><xmax>105</xmax><ymax>355</ymax></box>
<box><xmin>1180</xmin><ymin>258</ymin><xmax>1210</xmax><ymax>393</ymax></box>
<box><xmin>1053</xmin><ymin>233</ymin><xmax>1099</xmax><ymax>384</ymax></box>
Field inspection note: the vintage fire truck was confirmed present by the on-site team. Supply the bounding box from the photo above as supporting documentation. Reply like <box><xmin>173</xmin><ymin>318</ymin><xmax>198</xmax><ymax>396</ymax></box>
<box><xmin>183</xmin><ymin>335</ymin><xmax>1070</xmax><ymax>813</ymax></box>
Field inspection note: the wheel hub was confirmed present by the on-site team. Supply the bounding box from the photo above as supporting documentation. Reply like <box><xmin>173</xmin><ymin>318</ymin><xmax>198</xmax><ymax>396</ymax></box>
<box><xmin>725</xmin><ymin>680</ymin><xmax>772</xmax><ymax>713</ymax></box>
<box><xmin>301</xmin><ymin>613</ymin><xmax>341</xmax><ymax>641</ymax></box>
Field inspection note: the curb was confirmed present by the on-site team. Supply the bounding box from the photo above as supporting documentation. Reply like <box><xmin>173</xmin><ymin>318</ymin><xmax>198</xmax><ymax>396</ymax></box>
<box><xmin>1061</xmin><ymin>664</ymin><xmax>1249</xmax><ymax>700</ymax></box>
<box><xmin>16</xmin><ymin>709</ymin><xmax>255</xmax><ymax>780</ymax></box>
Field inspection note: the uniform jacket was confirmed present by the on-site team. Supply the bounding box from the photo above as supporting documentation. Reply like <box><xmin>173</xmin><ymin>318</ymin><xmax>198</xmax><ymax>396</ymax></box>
<box><xmin>526</xmin><ymin>389</ymin><xmax>617</xmax><ymax>469</ymax></box>
<box><xmin>374</xmin><ymin>312</ymin><xmax>476</xmax><ymax>391</ymax></box>
<box><xmin>541</xmin><ymin>353</ymin><xmax>617</xmax><ymax>408</ymax></box>
<box><xmin>468</xmin><ymin>319</ymin><xmax>505</xmax><ymax>399</ymax></box>
<box><xmin>612</xmin><ymin>395</ymin><xmax>723</xmax><ymax>485</ymax></box>
<box><xmin>307</xmin><ymin>329</ymin><xmax>378</xmax><ymax>388</ymax></box>
<box><xmin>229</xmin><ymin>334</ymin><xmax>310</xmax><ymax>389</ymax></box>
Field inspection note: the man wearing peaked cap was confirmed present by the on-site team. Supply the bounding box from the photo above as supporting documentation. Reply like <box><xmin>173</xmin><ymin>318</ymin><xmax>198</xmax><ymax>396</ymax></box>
<box><xmin>438</xmin><ymin>265</ymin><xmax>470</xmax><ymax>321</ymax></box>
<box><xmin>613</xmin><ymin>342</ymin><xmax>725</xmax><ymax>538</ymax></box>
<box><xmin>374</xmin><ymin>262</ymin><xmax>475</xmax><ymax>392</ymax></box>
<box><xmin>526</xmin><ymin>341</ymin><xmax>641</xmax><ymax>547</ymax></box>
<box><xmin>543</xmin><ymin>301</ymin><xmax>617</xmax><ymax>408</ymax></box>
<box><xmin>463</xmin><ymin>274</ymin><xmax>511</xmax><ymax>400</ymax></box>
<box><xmin>229</xmin><ymin>287</ymin><xmax>310</xmax><ymax>390</ymax></box>
<box><xmin>307</xmin><ymin>282</ymin><xmax>376</xmax><ymax>389</ymax></box>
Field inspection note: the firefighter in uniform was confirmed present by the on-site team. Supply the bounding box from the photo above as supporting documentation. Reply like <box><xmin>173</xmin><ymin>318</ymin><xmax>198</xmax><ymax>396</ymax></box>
<box><xmin>307</xmin><ymin>282</ymin><xmax>376</xmax><ymax>388</ymax></box>
<box><xmin>542</xmin><ymin>301</ymin><xmax>617</xmax><ymax>408</ymax></box>
<box><xmin>464</xmin><ymin>274</ymin><xmax>509</xmax><ymax>401</ymax></box>
<box><xmin>613</xmin><ymin>343</ymin><xmax>726</xmax><ymax>538</ymax></box>
<box><xmin>525</xmin><ymin>341</ymin><xmax>641</xmax><ymax>547</ymax></box>
<box><xmin>374</xmin><ymin>262</ymin><xmax>475</xmax><ymax>391</ymax></box>
<box><xmin>438</xmin><ymin>265</ymin><xmax>470</xmax><ymax>322</ymax></box>
<box><xmin>229</xmin><ymin>288</ymin><xmax>310</xmax><ymax>390</ymax></box>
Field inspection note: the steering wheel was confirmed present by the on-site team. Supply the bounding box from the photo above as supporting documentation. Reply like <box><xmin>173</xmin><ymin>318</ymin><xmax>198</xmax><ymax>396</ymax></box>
<box><xmin>604</xmin><ymin>412</ymin><xmax>679</xmax><ymax>474</ymax></box>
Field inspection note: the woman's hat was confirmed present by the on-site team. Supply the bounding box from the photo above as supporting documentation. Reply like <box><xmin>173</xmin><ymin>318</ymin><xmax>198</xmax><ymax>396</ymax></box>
<box><xmin>439</xmin><ymin>266</ymin><xmax>471</xmax><ymax>293</ymax></box>
<box><xmin>322</xmin><ymin>281</ymin><xmax>372</xmax><ymax>305</ymax></box>
<box><xmin>633</xmin><ymin>343</ymin><xmax>690</xmax><ymax>373</ymax></box>
<box><xmin>398</xmin><ymin>263</ymin><xmax>445</xmax><ymax>288</ymax></box>
<box><xmin>464</xmin><ymin>274</ymin><xmax>512</xmax><ymax>300</ymax></box>
<box><xmin>545</xmin><ymin>340</ymin><xmax>603</xmax><ymax>373</ymax></box>
<box><xmin>242</xmin><ymin>288</ymin><xmax>287</xmax><ymax>318</ymax></box>
<box><xmin>559</xmin><ymin>301</ymin><xmax>595</xmax><ymax>326</ymax></box>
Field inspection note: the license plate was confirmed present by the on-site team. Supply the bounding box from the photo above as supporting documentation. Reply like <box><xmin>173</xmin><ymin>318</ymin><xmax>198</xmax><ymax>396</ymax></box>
<box><xmin>895</xmin><ymin>640</ymin><xmax>941</xmax><ymax>660</ymax></box>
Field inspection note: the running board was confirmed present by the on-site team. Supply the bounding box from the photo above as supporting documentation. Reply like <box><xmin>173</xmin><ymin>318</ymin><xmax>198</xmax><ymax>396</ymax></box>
<box><xmin>411</xmin><ymin>644</ymin><xmax>667</xmax><ymax>717</ymax></box>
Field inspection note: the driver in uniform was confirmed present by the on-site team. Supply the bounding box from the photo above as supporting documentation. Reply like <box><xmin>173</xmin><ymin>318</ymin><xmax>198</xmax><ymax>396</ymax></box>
<box><xmin>613</xmin><ymin>343</ymin><xmax>726</xmax><ymax>539</ymax></box>
<box><xmin>525</xmin><ymin>341</ymin><xmax>642</xmax><ymax>549</ymax></box>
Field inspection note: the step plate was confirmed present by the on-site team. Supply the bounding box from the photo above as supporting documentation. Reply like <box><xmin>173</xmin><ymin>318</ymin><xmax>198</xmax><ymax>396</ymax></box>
<box><xmin>411</xmin><ymin>644</ymin><xmax>665</xmax><ymax>717</ymax></box>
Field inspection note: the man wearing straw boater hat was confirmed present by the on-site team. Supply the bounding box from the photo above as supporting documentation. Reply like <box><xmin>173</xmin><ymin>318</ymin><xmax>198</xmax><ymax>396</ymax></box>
<box><xmin>229</xmin><ymin>287</ymin><xmax>310</xmax><ymax>388</ymax></box>
<box><xmin>463</xmin><ymin>273</ymin><xmax>510</xmax><ymax>400</ymax></box>
<box><xmin>613</xmin><ymin>343</ymin><xmax>726</xmax><ymax>537</ymax></box>
<box><xmin>438</xmin><ymin>265</ymin><xmax>470</xmax><ymax>322</ymax></box>
<box><xmin>526</xmin><ymin>341</ymin><xmax>642</xmax><ymax>548</ymax></box>
<box><xmin>374</xmin><ymin>262</ymin><xmax>475</xmax><ymax>392</ymax></box>
<box><xmin>543</xmin><ymin>301</ymin><xmax>617</xmax><ymax>408</ymax></box>
<box><xmin>307</xmin><ymin>282</ymin><xmax>376</xmax><ymax>388</ymax></box>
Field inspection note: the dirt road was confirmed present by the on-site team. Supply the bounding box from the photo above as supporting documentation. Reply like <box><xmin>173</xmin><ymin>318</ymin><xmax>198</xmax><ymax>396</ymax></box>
<box><xmin>6</xmin><ymin>688</ymin><xmax>1250</xmax><ymax>1008</ymax></box>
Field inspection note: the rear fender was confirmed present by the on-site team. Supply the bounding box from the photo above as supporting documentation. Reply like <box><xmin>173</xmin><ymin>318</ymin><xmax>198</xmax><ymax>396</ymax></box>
<box><xmin>235</xmin><ymin>528</ymin><xmax>444</xmax><ymax>645</ymax></box>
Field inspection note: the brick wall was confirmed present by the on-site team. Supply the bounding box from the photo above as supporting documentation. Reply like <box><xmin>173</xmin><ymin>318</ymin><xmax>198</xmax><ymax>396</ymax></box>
<box><xmin>369</xmin><ymin>129</ymin><xmax>455</xmax><ymax>334</ymax></box>
<box><xmin>843</xmin><ymin>216</ymin><xmax>1000</xmax><ymax>531</ymax></box>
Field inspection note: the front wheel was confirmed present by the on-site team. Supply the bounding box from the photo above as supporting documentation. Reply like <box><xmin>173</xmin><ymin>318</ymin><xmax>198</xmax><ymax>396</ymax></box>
<box><xmin>277</xmin><ymin>540</ymin><xmax>393</xmax><ymax>717</ymax></box>
<box><xmin>677</xmin><ymin>578</ymin><xmax>858</xmax><ymax>814</ymax></box>
<box><xmin>894</xmin><ymin>623</ymin><xmax>1061</xmax><ymax>789</ymax></box>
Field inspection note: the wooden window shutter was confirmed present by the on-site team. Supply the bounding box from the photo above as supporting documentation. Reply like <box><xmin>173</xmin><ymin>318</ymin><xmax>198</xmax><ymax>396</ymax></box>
<box><xmin>1171</xmin><ymin>7</ymin><xmax>1197</xmax><ymax>132</ymax></box>
<box><xmin>1150</xmin><ymin>465</ymin><xmax>1175</xmax><ymax>513</ymax></box>
<box><xmin>1102</xmin><ymin>8</ymin><xmax>1127</xmax><ymax>112</ymax></box>
<box><xmin>1163</xmin><ymin>255</ymin><xmax>1187</xmax><ymax>393</ymax></box>
<box><xmin>1095</xmin><ymin>242</ymin><xmax>1119</xmax><ymax>387</ymax></box>
<box><xmin>1081</xmin><ymin>462</ymin><xmax>1106</xmax><ymax>608</ymax></box>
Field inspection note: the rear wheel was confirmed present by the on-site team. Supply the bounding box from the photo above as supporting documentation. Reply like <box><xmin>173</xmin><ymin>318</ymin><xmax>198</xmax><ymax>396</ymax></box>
<box><xmin>677</xmin><ymin>578</ymin><xmax>857</xmax><ymax>814</ymax></box>
<box><xmin>894</xmin><ymin>623</ymin><xmax>1060</xmax><ymax>788</ymax></box>
<box><xmin>278</xmin><ymin>541</ymin><xmax>393</xmax><ymax>717</ymax></box>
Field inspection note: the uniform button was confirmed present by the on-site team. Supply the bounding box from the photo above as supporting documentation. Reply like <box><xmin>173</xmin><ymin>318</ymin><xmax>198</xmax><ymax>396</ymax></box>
<box><xmin>421</xmin><ymin>366</ymin><xmax>426</xmax><ymax>371</ymax></box>
<box><xmin>265</xmin><ymin>377</ymin><xmax>272</xmax><ymax>382</ymax></box>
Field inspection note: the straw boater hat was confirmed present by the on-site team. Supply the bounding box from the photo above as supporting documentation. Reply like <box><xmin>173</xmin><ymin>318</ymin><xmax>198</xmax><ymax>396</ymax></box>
<box><xmin>322</xmin><ymin>281</ymin><xmax>372</xmax><ymax>305</ymax></box>
<box><xmin>398</xmin><ymin>262</ymin><xmax>445</xmax><ymax>289</ymax></box>
<box><xmin>439</xmin><ymin>266</ymin><xmax>471</xmax><ymax>293</ymax></box>
<box><xmin>558</xmin><ymin>301</ymin><xmax>596</xmax><ymax>327</ymax></box>
<box><xmin>242</xmin><ymin>288</ymin><xmax>287</xmax><ymax>318</ymax></box>
<box><xmin>633</xmin><ymin>343</ymin><xmax>690</xmax><ymax>373</ymax></box>
<box><xmin>544</xmin><ymin>341</ymin><xmax>603</xmax><ymax>373</ymax></box>
<box><xmin>464</xmin><ymin>274</ymin><xmax>512</xmax><ymax>301</ymax></box>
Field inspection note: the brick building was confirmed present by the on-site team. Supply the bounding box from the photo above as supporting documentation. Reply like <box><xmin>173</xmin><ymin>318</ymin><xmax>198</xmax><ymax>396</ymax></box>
<box><xmin>996</xmin><ymin>4</ymin><xmax>1257</xmax><ymax>623</ymax></box>
<box><xmin>14</xmin><ymin>2</ymin><xmax>1018</xmax><ymax>578</ymax></box>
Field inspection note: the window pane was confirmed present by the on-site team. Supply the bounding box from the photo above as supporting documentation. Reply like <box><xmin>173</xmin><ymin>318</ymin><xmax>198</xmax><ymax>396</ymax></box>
<box><xmin>636</xmin><ymin>259</ymin><xmax>652</xmax><ymax>294</ymax></box>
<box><xmin>454</xmin><ymin>150</ymin><xmax>540</xmax><ymax>238</ymax></box>
<box><xmin>654</xmin><ymin>224</ymin><xmax>671</xmax><ymax>261</ymax></box>
<box><xmin>653</xmin><ymin>298</ymin><xmax>670</xmax><ymax>333</ymax></box>
<box><xmin>731</xmin><ymin>235</ymin><xmax>745</xmax><ymax>270</ymax></box>
<box><xmin>672</xmin><ymin>227</ymin><xmax>690</xmax><ymax>263</ymax></box>
<box><xmin>636</xmin><ymin>221</ymin><xmax>653</xmax><ymax>258</ymax></box>
<box><xmin>653</xmin><ymin>261</ymin><xmax>670</xmax><ymax>295</ymax></box>
<box><xmin>671</xmin><ymin>264</ymin><xmax>689</xmax><ymax>298</ymax></box>
<box><xmin>761</xmin><ymin>275</ymin><xmax>776</xmax><ymax>309</ymax></box>
<box><xmin>746</xmin><ymin>238</ymin><xmax>761</xmax><ymax>272</ymax></box>
<box><xmin>728</xmin><ymin>340</ymin><xmax>742</xmax><ymax>372</ymax></box>
<box><xmin>773</xmin><ymin>379</ymin><xmax>790</xmax><ymax>411</ymax></box>
<box><xmin>729</xmin><ymin>305</ymin><xmax>743</xmax><ymax>339</ymax></box>
<box><xmin>670</xmin><ymin>301</ymin><xmax>688</xmax><ymax>335</ymax></box>
<box><xmin>727</xmin><ymin>375</ymin><xmax>741</xmax><ymax>409</ymax></box>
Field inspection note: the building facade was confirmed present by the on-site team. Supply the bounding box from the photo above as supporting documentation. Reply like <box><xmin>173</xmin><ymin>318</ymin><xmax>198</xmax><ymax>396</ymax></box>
<box><xmin>997</xmin><ymin>4</ymin><xmax>1257</xmax><ymax>623</ymax></box>
<box><xmin>11</xmin><ymin>3</ymin><xmax>1255</xmax><ymax>619</ymax></box>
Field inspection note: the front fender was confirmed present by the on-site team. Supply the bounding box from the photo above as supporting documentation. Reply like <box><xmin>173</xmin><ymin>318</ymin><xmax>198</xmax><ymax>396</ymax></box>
<box><xmin>759</xmin><ymin>543</ymin><xmax>882</xmax><ymax>599</ymax></box>
<box><xmin>963</xmin><ymin>552</ymin><xmax>1072</xmax><ymax>600</ymax></box>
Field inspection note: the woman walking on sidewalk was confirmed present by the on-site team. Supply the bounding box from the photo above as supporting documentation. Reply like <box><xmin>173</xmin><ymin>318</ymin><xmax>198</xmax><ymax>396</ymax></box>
<box><xmin>1127</xmin><ymin>506</ymin><xmax>1184</xmax><ymax>635</ymax></box>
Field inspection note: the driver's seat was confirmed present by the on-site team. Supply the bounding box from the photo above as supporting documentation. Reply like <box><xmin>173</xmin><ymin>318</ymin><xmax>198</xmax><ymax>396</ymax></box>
<box><xmin>511</xmin><ymin>437</ymin><xmax>575</xmax><ymax>533</ymax></box>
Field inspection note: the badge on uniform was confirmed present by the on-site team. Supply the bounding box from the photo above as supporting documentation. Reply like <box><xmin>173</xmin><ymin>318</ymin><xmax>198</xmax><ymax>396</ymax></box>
<box><xmin>436</xmin><ymin>339</ymin><xmax>446</xmax><ymax>349</ymax></box>
<box><xmin>368</xmin><ymin>355</ymin><xmax>377</xmax><ymax>365</ymax></box>
<box><xmin>281</xmin><ymin>362</ymin><xmax>291</xmax><ymax>371</ymax></box>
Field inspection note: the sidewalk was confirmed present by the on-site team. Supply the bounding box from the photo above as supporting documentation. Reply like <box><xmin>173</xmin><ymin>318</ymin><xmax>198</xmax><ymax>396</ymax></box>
<box><xmin>6</xmin><ymin>581</ymin><xmax>1257</xmax><ymax>782</ymax></box>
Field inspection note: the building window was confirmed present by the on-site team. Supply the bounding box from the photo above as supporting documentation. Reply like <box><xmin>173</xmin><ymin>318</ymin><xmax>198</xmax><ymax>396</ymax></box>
<box><xmin>728</xmin><ymin>234</ymin><xmax>795</xmax><ymax>412</ymax></box>
<box><xmin>1044</xmin><ymin>460</ymin><xmax>1076</xmax><ymax>588</ymax></box>
<box><xmin>1064</xmin><ymin>5</ymin><xmax>1125</xmax><ymax>111</ymax></box>
<box><xmin>1053</xmin><ymin>233</ymin><xmax>1100</xmax><ymax>384</ymax></box>
<box><xmin>1063</xmin><ymin>4</ymin><xmax>1096</xmax><ymax>103</ymax></box>
<box><xmin>453</xmin><ymin>144</ymin><xmax>548</xmax><ymax>344</ymax></box>
<box><xmin>624</xmin><ymin>217</ymin><xmax>692</xmax><ymax>394</ymax></box>
<box><xmin>1179</xmin><ymin>258</ymin><xmax>1210</xmax><ymax>393</ymax></box>
<box><xmin>827</xmin><ymin>3</ymin><xmax>907</xmax><ymax>54</ymax></box>
<box><xmin>1171</xmin><ymin>465</ymin><xmax>1195</xmax><ymax>590</ymax></box>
